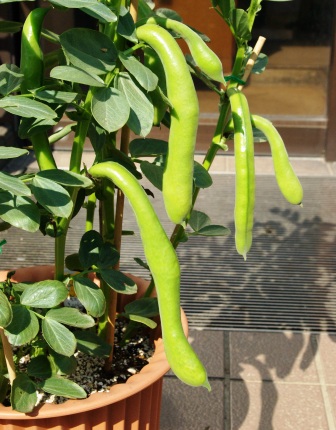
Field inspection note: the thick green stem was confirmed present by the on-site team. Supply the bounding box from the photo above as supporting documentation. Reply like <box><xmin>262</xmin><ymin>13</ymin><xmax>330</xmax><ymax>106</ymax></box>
<box><xmin>31</xmin><ymin>133</ymin><xmax>57</xmax><ymax>170</ymax></box>
<box><xmin>85</xmin><ymin>193</ymin><xmax>97</xmax><ymax>232</ymax></box>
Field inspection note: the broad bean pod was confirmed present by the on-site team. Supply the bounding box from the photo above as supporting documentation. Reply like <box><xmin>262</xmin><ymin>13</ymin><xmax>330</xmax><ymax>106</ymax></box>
<box><xmin>251</xmin><ymin>115</ymin><xmax>303</xmax><ymax>205</ymax></box>
<box><xmin>145</xmin><ymin>16</ymin><xmax>225</xmax><ymax>85</ymax></box>
<box><xmin>89</xmin><ymin>161</ymin><xmax>210</xmax><ymax>389</ymax></box>
<box><xmin>136</xmin><ymin>23</ymin><xmax>199</xmax><ymax>225</ymax></box>
<box><xmin>20</xmin><ymin>7</ymin><xmax>50</xmax><ymax>93</ymax></box>
<box><xmin>228</xmin><ymin>88</ymin><xmax>255</xmax><ymax>260</ymax></box>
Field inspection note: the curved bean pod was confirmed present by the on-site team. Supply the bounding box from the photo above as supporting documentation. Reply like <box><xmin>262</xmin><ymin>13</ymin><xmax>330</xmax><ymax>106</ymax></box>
<box><xmin>228</xmin><ymin>88</ymin><xmax>255</xmax><ymax>260</ymax></box>
<box><xmin>145</xmin><ymin>16</ymin><xmax>226</xmax><ymax>85</ymax></box>
<box><xmin>251</xmin><ymin>115</ymin><xmax>303</xmax><ymax>205</ymax></box>
<box><xmin>137</xmin><ymin>23</ymin><xmax>199</xmax><ymax>225</ymax></box>
<box><xmin>89</xmin><ymin>161</ymin><xmax>210</xmax><ymax>389</ymax></box>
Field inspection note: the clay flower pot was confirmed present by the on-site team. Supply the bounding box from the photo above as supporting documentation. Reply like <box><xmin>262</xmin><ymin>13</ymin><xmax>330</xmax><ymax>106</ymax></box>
<box><xmin>0</xmin><ymin>266</ymin><xmax>188</xmax><ymax>430</ymax></box>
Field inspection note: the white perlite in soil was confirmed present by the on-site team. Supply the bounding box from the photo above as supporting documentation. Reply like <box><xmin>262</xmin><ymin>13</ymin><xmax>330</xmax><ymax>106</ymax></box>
<box><xmin>17</xmin><ymin>319</ymin><xmax>155</xmax><ymax>407</ymax></box>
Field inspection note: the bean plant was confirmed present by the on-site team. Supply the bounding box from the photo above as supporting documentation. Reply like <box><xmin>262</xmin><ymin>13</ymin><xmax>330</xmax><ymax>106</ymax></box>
<box><xmin>0</xmin><ymin>0</ymin><xmax>302</xmax><ymax>413</ymax></box>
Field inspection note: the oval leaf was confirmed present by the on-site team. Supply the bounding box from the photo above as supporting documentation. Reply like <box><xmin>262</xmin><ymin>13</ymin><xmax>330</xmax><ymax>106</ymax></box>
<box><xmin>0</xmin><ymin>171</ymin><xmax>31</xmax><ymax>196</ymax></box>
<box><xmin>39</xmin><ymin>376</ymin><xmax>86</xmax><ymax>399</ymax></box>
<box><xmin>91</xmin><ymin>87</ymin><xmax>130</xmax><ymax>133</ymax></box>
<box><xmin>31</xmin><ymin>175</ymin><xmax>73</xmax><ymax>218</ymax></box>
<box><xmin>11</xmin><ymin>374</ymin><xmax>37</xmax><ymax>413</ymax></box>
<box><xmin>0</xmin><ymin>96</ymin><xmax>57</xmax><ymax>119</ymax></box>
<box><xmin>140</xmin><ymin>161</ymin><xmax>163</xmax><ymax>190</ymax></box>
<box><xmin>0</xmin><ymin>290</ymin><xmax>12</xmax><ymax>328</ymax></box>
<box><xmin>50</xmin><ymin>65</ymin><xmax>105</xmax><ymax>87</ymax></box>
<box><xmin>5</xmin><ymin>305</ymin><xmax>39</xmax><ymax>346</ymax></box>
<box><xmin>60</xmin><ymin>28</ymin><xmax>117</xmax><ymax>76</ymax></box>
<box><xmin>81</xmin><ymin>3</ymin><xmax>117</xmax><ymax>23</ymax></box>
<box><xmin>99</xmin><ymin>270</ymin><xmax>137</xmax><ymax>294</ymax></box>
<box><xmin>37</xmin><ymin>169</ymin><xmax>92</xmax><ymax>188</ymax></box>
<box><xmin>21</xmin><ymin>280</ymin><xmax>68</xmax><ymax>308</ymax></box>
<box><xmin>73</xmin><ymin>277</ymin><xmax>106</xmax><ymax>317</ymax></box>
<box><xmin>118</xmin><ymin>73</ymin><xmax>154</xmax><ymax>137</ymax></box>
<box><xmin>0</xmin><ymin>192</ymin><xmax>40</xmax><ymax>232</ymax></box>
<box><xmin>0</xmin><ymin>146</ymin><xmax>29</xmax><ymax>159</ymax></box>
<box><xmin>79</xmin><ymin>229</ymin><xmax>104</xmax><ymax>268</ymax></box>
<box><xmin>46</xmin><ymin>308</ymin><xmax>95</xmax><ymax>328</ymax></box>
<box><xmin>74</xmin><ymin>330</ymin><xmax>112</xmax><ymax>357</ymax></box>
<box><xmin>129</xmin><ymin>138</ymin><xmax>168</xmax><ymax>157</ymax></box>
<box><xmin>0</xmin><ymin>63</ymin><xmax>23</xmax><ymax>96</ymax></box>
<box><xmin>27</xmin><ymin>356</ymin><xmax>52</xmax><ymax>379</ymax></box>
<box><xmin>193</xmin><ymin>161</ymin><xmax>213</xmax><ymax>189</ymax></box>
<box><xmin>42</xmin><ymin>319</ymin><xmax>76</xmax><ymax>357</ymax></box>
<box><xmin>118</xmin><ymin>53</ymin><xmax>158</xmax><ymax>91</ymax></box>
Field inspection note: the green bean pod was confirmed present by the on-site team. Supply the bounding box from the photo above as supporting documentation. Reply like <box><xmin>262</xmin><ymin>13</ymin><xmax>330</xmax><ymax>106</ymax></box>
<box><xmin>89</xmin><ymin>161</ymin><xmax>210</xmax><ymax>389</ymax></box>
<box><xmin>251</xmin><ymin>115</ymin><xmax>303</xmax><ymax>205</ymax></box>
<box><xmin>137</xmin><ymin>23</ymin><xmax>199</xmax><ymax>225</ymax></box>
<box><xmin>143</xmin><ymin>47</ymin><xmax>168</xmax><ymax>126</ymax></box>
<box><xmin>228</xmin><ymin>88</ymin><xmax>255</xmax><ymax>260</ymax></box>
<box><xmin>145</xmin><ymin>16</ymin><xmax>226</xmax><ymax>85</ymax></box>
<box><xmin>20</xmin><ymin>7</ymin><xmax>50</xmax><ymax>93</ymax></box>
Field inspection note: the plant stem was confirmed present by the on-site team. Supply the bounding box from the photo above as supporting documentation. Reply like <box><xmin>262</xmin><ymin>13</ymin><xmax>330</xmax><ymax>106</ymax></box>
<box><xmin>85</xmin><ymin>193</ymin><xmax>97</xmax><ymax>232</ymax></box>
<box><xmin>0</xmin><ymin>329</ymin><xmax>16</xmax><ymax>385</ymax></box>
<box><xmin>31</xmin><ymin>132</ymin><xmax>57</xmax><ymax>170</ymax></box>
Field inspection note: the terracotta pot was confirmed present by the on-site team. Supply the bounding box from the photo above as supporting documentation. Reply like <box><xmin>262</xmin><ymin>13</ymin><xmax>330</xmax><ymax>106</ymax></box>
<box><xmin>0</xmin><ymin>266</ymin><xmax>188</xmax><ymax>430</ymax></box>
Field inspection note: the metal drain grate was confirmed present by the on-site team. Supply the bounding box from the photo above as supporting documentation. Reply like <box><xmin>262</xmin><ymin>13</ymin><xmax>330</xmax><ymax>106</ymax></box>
<box><xmin>1</xmin><ymin>174</ymin><xmax>335</xmax><ymax>333</ymax></box>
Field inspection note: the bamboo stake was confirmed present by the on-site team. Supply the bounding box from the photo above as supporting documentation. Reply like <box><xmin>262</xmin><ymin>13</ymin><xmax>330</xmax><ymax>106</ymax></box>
<box><xmin>238</xmin><ymin>36</ymin><xmax>266</xmax><ymax>91</ymax></box>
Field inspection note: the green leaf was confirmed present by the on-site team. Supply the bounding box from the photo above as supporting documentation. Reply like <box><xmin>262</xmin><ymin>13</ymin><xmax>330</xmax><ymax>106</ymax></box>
<box><xmin>230</xmin><ymin>9</ymin><xmax>251</xmax><ymax>41</ymax></box>
<box><xmin>49</xmin><ymin>350</ymin><xmax>77</xmax><ymax>376</ymax></box>
<box><xmin>117</xmin><ymin>6</ymin><xmax>137</xmax><ymax>43</ymax></box>
<box><xmin>18</xmin><ymin>116</ymin><xmax>58</xmax><ymax>140</ymax></box>
<box><xmin>0</xmin><ymin>146</ymin><xmax>29</xmax><ymax>159</ymax></box>
<box><xmin>27</xmin><ymin>356</ymin><xmax>52</xmax><ymax>379</ymax></box>
<box><xmin>32</xmin><ymin>89</ymin><xmax>79</xmax><ymax>104</ymax></box>
<box><xmin>118</xmin><ymin>53</ymin><xmax>158</xmax><ymax>91</ymax></box>
<box><xmin>252</xmin><ymin>52</ymin><xmax>268</xmax><ymax>74</ymax></box>
<box><xmin>0</xmin><ymin>20</ymin><xmax>23</xmax><ymax>33</ymax></box>
<box><xmin>0</xmin><ymin>290</ymin><xmax>12</xmax><ymax>328</ymax></box>
<box><xmin>11</xmin><ymin>374</ymin><xmax>37</xmax><ymax>414</ymax></box>
<box><xmin>31</xmin><ymin>175</ymin><xmax>73</xmax><ymax>218</ymax></box>
<box><xmin>0</xmin><ymin>96</ymin><xmax>57</xmax><ymax>119</ymax></box>
<box><xmin>117</xmin><ymin>73</ymin><xmax>154</xmax><ymax>137</ymax></box>
<box><xmin>0</xmin><ymin>192</ymin><xmax>40</xmax><ymax>232</ymax></box>
<box><xmin>189</xmin><ymin>210</ymin><xmax>211</xmax><ymax>231</ymax></box>
<box><xmin>129</xmin><ymin>315</ymin><xmax>157</xmax><ymax>328</ymax></box>
<box><xmin>42</xmin><ymin>319</ymin><xmax>77</xmax><ymax>357</ymax></box>
<box><xmin>5</xmin><ymin>305</ymin><xmax>39</xmax><ymax>346</ymax></box>
<box><xmin>81</xmin><ymin>3</ymin><xmax>117</xmax><ymax>23</ymax></box>
<box><xmin>193</xmin><ymin>161</ymin><xmax>213</xmax><ymax>189</ymax></box>
<box><xmin>97</xmin><ymin>242</ymin><xmax>120</xmax><ymax>269</ymax></box>
<box><xmin>129</xmin><ymin>138</ymin><xmax>168</xmax><ymax>157</ymax></box>
<box><xmin>73</xmin><ymin>277</ymin><xmax>106</xmax><ymax>317</ymax></box>
<box><xmin>188</xmin><ymin>210</ymin><xmax>230</xmax><ymax>236</ymax></box>
<box><xmin>189</xmin><ymin>224</ymin><xmax>231</xmax><ymax>237</ymax></box>
<box><xmin>50</xmin><ymin>65</ymin><xmax>105</xmax><ymax>87</ymax></box>
<box><xmin>46</xmin><ymin>308</ymin><xmax>95</xmax><ymax>329</ymax></box>
<box><xmin>21</xmin><ymin>280</ymin><xmax>68</xmax><ymax>308</ymax></box>
<box><xmin>48</xmin><ymin>0</ymin><xmax>96</xmax><ymax>8</ymax></box>
<box><xmin>0</xmin><ymin>171</ymin><xmax>31</xmax><ymax>196</ymax></box>
<box><xmin>124</xmin><ymin>297</ymin><xmax>159</xmax><ymax>318</ymax></box>
<box><xmin>0</xmin><ymin>64</ymin><xmax>23</xmax><ymax>96</ymax></box>
<box><xmin>91</xmin><ymin>87</ymin><xmax>130</xmax><ymax>133</ymax></box>
<box><xmin>37</xmin><ymin>169</ymin><xmax>92</xmax><ymax>188</ymax></box>
<box><xmin>140</xmin><ymin>161</ymin><xmax>163</xmax><ymax>190</ymax></box>
<box><xmin>99</xmin><ymin>270</ymin><xmax>137</xmax><ymax>294</ymax></box>
<box><xmin>39</xmin><ymin>376</ymin><xmax>87</xmax><ymax>399</ymax></box>
<box><xmin>60</xmin><ymin>28</ymin><xmax>117</xmax><ymax>76</ymax></box>
<box><xmin>74</xmin><ymin>330</ymin><xmax>112</xmax><ymax>357</ymax></box>
<box><xmin>213</xmin><ymin>0</ymin><xmax>235</xmax><ymax>19</ymax></box>
<box><xmin>79</xmin><ymin>230</ymin><xmax>104</xmax><ymax>268</ymax></box>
